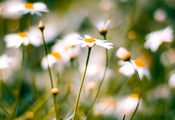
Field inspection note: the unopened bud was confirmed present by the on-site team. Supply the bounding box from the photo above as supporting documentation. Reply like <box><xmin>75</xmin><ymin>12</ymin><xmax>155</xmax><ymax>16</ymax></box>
<box><xmin>38</xmin><ymin>21</ymin><xmax>45</xmax><ymax>31</ymax></box>
<box><xmin>51</xmin><ymin>88</ymin><xmax>60</xmax><ymax>95</ymax></box>
<box><xmin>99</xmin><ymin>29</ymin><xmax>107</xmax><ymax>36</ymax></box>
<box><xmin>116</xmin><ymin>47</ymin><xmax>131</xmax><ymax>61</ymax></box>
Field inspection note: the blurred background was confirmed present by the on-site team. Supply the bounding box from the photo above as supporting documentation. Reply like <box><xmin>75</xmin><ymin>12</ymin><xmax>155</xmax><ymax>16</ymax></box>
<box><xmin>0</xmin><ymin>0</ymin><xmax>175</xmax><ymax>120</ymax></box>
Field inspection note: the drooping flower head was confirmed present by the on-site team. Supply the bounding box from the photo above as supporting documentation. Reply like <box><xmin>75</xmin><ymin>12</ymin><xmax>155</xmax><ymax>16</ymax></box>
<box><xmin>116</xmin><ymin>47</ymin><xmax>131</xmax><ymax>61</ymax></box>
<box><xmin>9</xmin><ymin>2</ymin><xmax>48</xmax><ymax>16</ymax></box>
<box><xmin>76</xmin><ymin>35</ymin><xmax>113</xmax><ymax>49</ymax></box>
<box><xmin>144</xmin><ymin>26</ymin><xmax>173</xmax><ymax>52</ymax></box>
<box><xmin>95</xmin><ymin>20</ymin><xmax>111</xmax><ymax>36</ymax></box>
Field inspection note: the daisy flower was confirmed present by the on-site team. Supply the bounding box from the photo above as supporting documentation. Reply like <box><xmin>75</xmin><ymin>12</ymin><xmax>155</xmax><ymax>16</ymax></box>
<box><xmin>4</xmin><ymin>32</ymin><xmax>41</xmax><ymax>48</ymax></box>
<box><xmin>118</xmin><ymin>59</ymin><xmax>151</xmax><ymax>80</ymax></box>
<box><xmin>116</xmin><ymin>94</ymin><xmax>141</xmax><ymax>117</ymax></box>
<box><xmin>95</xmin><ymin>20</ymin><xmax>111</xmax><ymax>35</ymax></box>
<box><xmin>41</xmin><ymin>52</ymin><xmax>62</xmax><ymax>69</ymax></box>
<box><xmin>52</xmin><ymin>33</ymin><xmax>80</xmax><ymax>60</ymax></box>
<box><xmin>76</xmin><ymin>35</ymin><xmax>113</xmax><ymax>49</ymax></box>
<box><xmin>9</xmin><ymin>2</ymin><xmax>48</xmax><ymax>16</ymax></box>
<box><xmin>144</xmin><ymin>26</ymin><xmax>173</xmax><ymax>52</ymax></box>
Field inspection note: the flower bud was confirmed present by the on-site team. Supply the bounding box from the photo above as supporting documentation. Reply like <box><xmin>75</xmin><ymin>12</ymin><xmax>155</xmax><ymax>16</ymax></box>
<box><xmin>38</xmin><ymin>21</ymin><xmax>45</xmax><ymax>31</ymax></box>
<box><xmin>116</xmin><ymin>47</ymin><xmax>131</xmax><ymax>61</ymax></box>
<box><xmin>51</xmin><ymin>88</ymin><xmax>60</xmax><ymax>95</ymax></box>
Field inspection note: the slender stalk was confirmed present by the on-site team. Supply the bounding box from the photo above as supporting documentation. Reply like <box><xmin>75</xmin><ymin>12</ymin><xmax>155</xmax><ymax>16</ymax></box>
<box><xmin>40</xmin><ymin>29</ymin><xmax>59</xmax><ymax>120</ymax></box>
<box><xmin>11</xmin><ymin>45</ymin><xmax>25</xmax><ymax>117</ymax></box>
<box><xmin>27</xmin><ymin>14</ymin><xmax>39</xmax><ymax>98</ymax></box>
<box><xmin>86</xmin><ymin>35</ymin><xmax>108</xmax><ymax>119</ymax></box>
<box><xmin>28</xmin><ymin>44</ymin><xmax>39</xmax><ymax>98</ymax></box>
<box><xmin>0</xmin><ymin>72</ymin><xmax>2</xmax><ymax>101</ymax></box>
<box><xmin>0</xmin><ymin>103</ymin><xmax>13</xmax><ymax>120</ymax></box>
<box><xmin>73</xmin><ymin>48</ymin><xmax>92</xmax><ymax>120</ymax></box>
<box><xmin>122</xmin><ymin>114</ymin><xmax>126</xmax><ymax>120</ymax></box>
<box><xmin>129</xmin><ymin>60</ymin><xmax>141</xmax><ymax>120</ymax></box>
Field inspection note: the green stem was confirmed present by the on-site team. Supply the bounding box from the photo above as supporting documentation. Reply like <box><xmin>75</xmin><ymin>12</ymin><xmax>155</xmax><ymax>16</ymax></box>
<box><xmin>0</xmin><ymin>72</ymin><xmax>2</xmax><ymax>101</ymax></box>
<box><xmin>129</xmin><ymin>60</ymin><xmax>141</xmax><ymax>120</ymax></box>
<box><xmin>0</xmin><ymin>103</ymin><xmax>13</xmax><ymax>120</ymax></box>
<box><xmin>86</xmin><ymin>35</ymin><xmax>108</xmax><ymax>119</ymax></box>
<box><xmin>40</xmin><ymin>30</ymin><xmax>59</xmax><ymax>120</ymax></box>
<box><xmin>122</xmin><ymin>114</ymin><xmax>126</xmax><ymax>120</ymax></box>
<box><xmin>73</xmin><ymin>48</ymin><xmax>92</xmax><ymax>120</ymax></box>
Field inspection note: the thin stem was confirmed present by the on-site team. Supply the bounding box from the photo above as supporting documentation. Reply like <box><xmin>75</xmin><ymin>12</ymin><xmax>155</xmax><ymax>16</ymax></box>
<box><xmin>86</xmin><ymin>34</ymin><xmax>108</xmax><ymax>119</ymax></box>
<box><xmin>40</xmin><ymin>30</ymin><xmax>58</xmax><ymax>120</ymax></box>
<box><xmin>0</xmin><ymin>72</ymin><xmax>2</xmax><ymax>101</ymax></box>
<box><xmin>0</xmin><ymin>103</ymin><xmax>13</xmax><ymax>120</ymax></box>
<box><xmin>28</xmin><ymin>44</ymin><xmax>39</xmax><ymax>98</ymax></box>
<box><xmin>73</xmin><ymin>48</ymin><xmax>92</xmax><ymax>120</ymax></box>
<box><xmin>122</xmin><ymin>114</ymin><xmax>126</xmax><ymax>120</ymax></box>
<box><xmin>129</xmin><ymin>60</ymin><xmax>141</xmax><ymax>120</ymax></box>
<box><xmin>11</xmin><ymin>45</ymin><xmax>25</xmax><ymax>117</ymax></box>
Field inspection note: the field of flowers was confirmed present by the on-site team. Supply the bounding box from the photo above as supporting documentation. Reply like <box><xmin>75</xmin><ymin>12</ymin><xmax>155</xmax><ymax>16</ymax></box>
<box><xmin>0</xmin><ymin>0</ymin><xmax>175</xmax><ymax>120</ymax></box>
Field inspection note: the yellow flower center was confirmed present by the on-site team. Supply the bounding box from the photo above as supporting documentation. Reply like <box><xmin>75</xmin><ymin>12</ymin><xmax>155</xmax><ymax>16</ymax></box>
<box><xmin>25</xmin><ymin>3</ymin><xmax>34</xmax><ymax>9</ymax></box>
<box><xmin>129</xmin><ymin>93</ymin><xmax>139</xmax><ymax>98</ymax></box>
<box><xmin>134</xmin><ymin>59</ymin><xmax>145</xmax><ymax>67</ymax></box>
<box><xmin>84</xmin><ymin>38</ymin><xmax>96</xmax><ymax>43</ymax></box>
<box><xmin>50</xmin><ymin>52</ymin><xmax>62</xmax><ymax>59</ymax></box>
<box><xmin>17</xmin><ymin>32</ymin><xmax>28</xmax><ymax>37</ymax></box>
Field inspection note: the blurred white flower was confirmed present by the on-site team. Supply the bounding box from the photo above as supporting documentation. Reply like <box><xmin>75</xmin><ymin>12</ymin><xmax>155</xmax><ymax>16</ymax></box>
<box><xmin>0</xmin><ymin>54</ymin><xmax>12</xmax><ymax>70</ymax></box>
<box><xmin>52</xmin><ymin>33</ymin><xmax>80</xmax><ymax>60</ymax></box>
<box><xmin>147</xmin><ymin>84</ymin><xmax>170</xmax><ymax>100</ymax></box>
<box><xmin>118</xmin><ymin>59</ymin><xmax>151</xmax><ymax>80</ymax></box>
<box><xmin>116</xmin><ymin>47</ymin><xmax>131</xmax><ymax>61</ymax></box>
<box><xmin>41</xmin><ymin>52</ymin><xmax>62</xmax><ymax>69</ymax></box>
<box><xmin>154</xmin><ymin>9</ymin><xmax>166</xmax><ymax>22</ymax></box>
<box><xmin>95</xmin><ymin>20</ymin><xmax>111</xmax><ymax>35</ymax></box>
<box><xmin>144</xmin><ymin>27</ymin><xmax>173</xmax><ymax>52</ymax></box>
<box><xmin>9</xmin><ymin>2</ymin><xmax>48</xmax><ymax>16</ymax></box>
<box><xmin>82</xmin><ymin>63</ymin><xmax>112</xmax><ymax>81</ymax></box>
<box><xmin>4</xmin><ymin>32</ymin><xmax>41</xmax><ymax>48</ymax></box>
<box><xmin>76</xmin><ymin>35</ymin><xmax>113</xmax><ymax>49</ymax></box>
<box><xmin>161</xmin><ymin>48</ymin><xmax>175</xmax><ymax>66</ymax></box>
<box><xmin>116</xmin><ymin>94</ymin><xmax>140</xmax><ymax>117</ymax></box>
<box><xmin>41</xmin><ymin>33</ymin><xmax>81</xmax><ymax>70</ymax></box>
<box><xmin>169</xmin><ymin>71</ymin><xmax>175</xmax><ymax>88</ymax></box>
<box><xmin>94</xmin><ymin>97</ymin><xmax>116</xmax><ymax>115</ymax></box>
<box><xmin>1</xmin><ymin>1</ymin><xmax>23</xmax><ymax>19</ymax></box>
<box><xmin>86</xmin><ymin>81</ymin><xmax>96</xmax><ymax>91</ymax></box>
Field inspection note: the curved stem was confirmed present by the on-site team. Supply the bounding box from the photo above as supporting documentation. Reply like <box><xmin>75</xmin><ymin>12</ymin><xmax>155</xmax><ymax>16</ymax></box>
<box><xmin>40</xmin><ymin>30</ymin><xmax>58</xmax><ymax>120</ymax></box>
<box><xmin>86</xmin><ymin>34</ymin><xmax>108</xmax><ymax>119</ymax></box>
<box><xmin>129</xmin><ymin>60</ymin><xmax>141</xmax><ymax>120</ymax></box>
<box><xmin>0</xmin><ymin>103</ymin><xmax>13</xmax><ymax>120</ymax></box>
<box><xmin>73</xmin><ymin>48</ymin><xmax>92</xmax><ymax>120</ymax></box>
